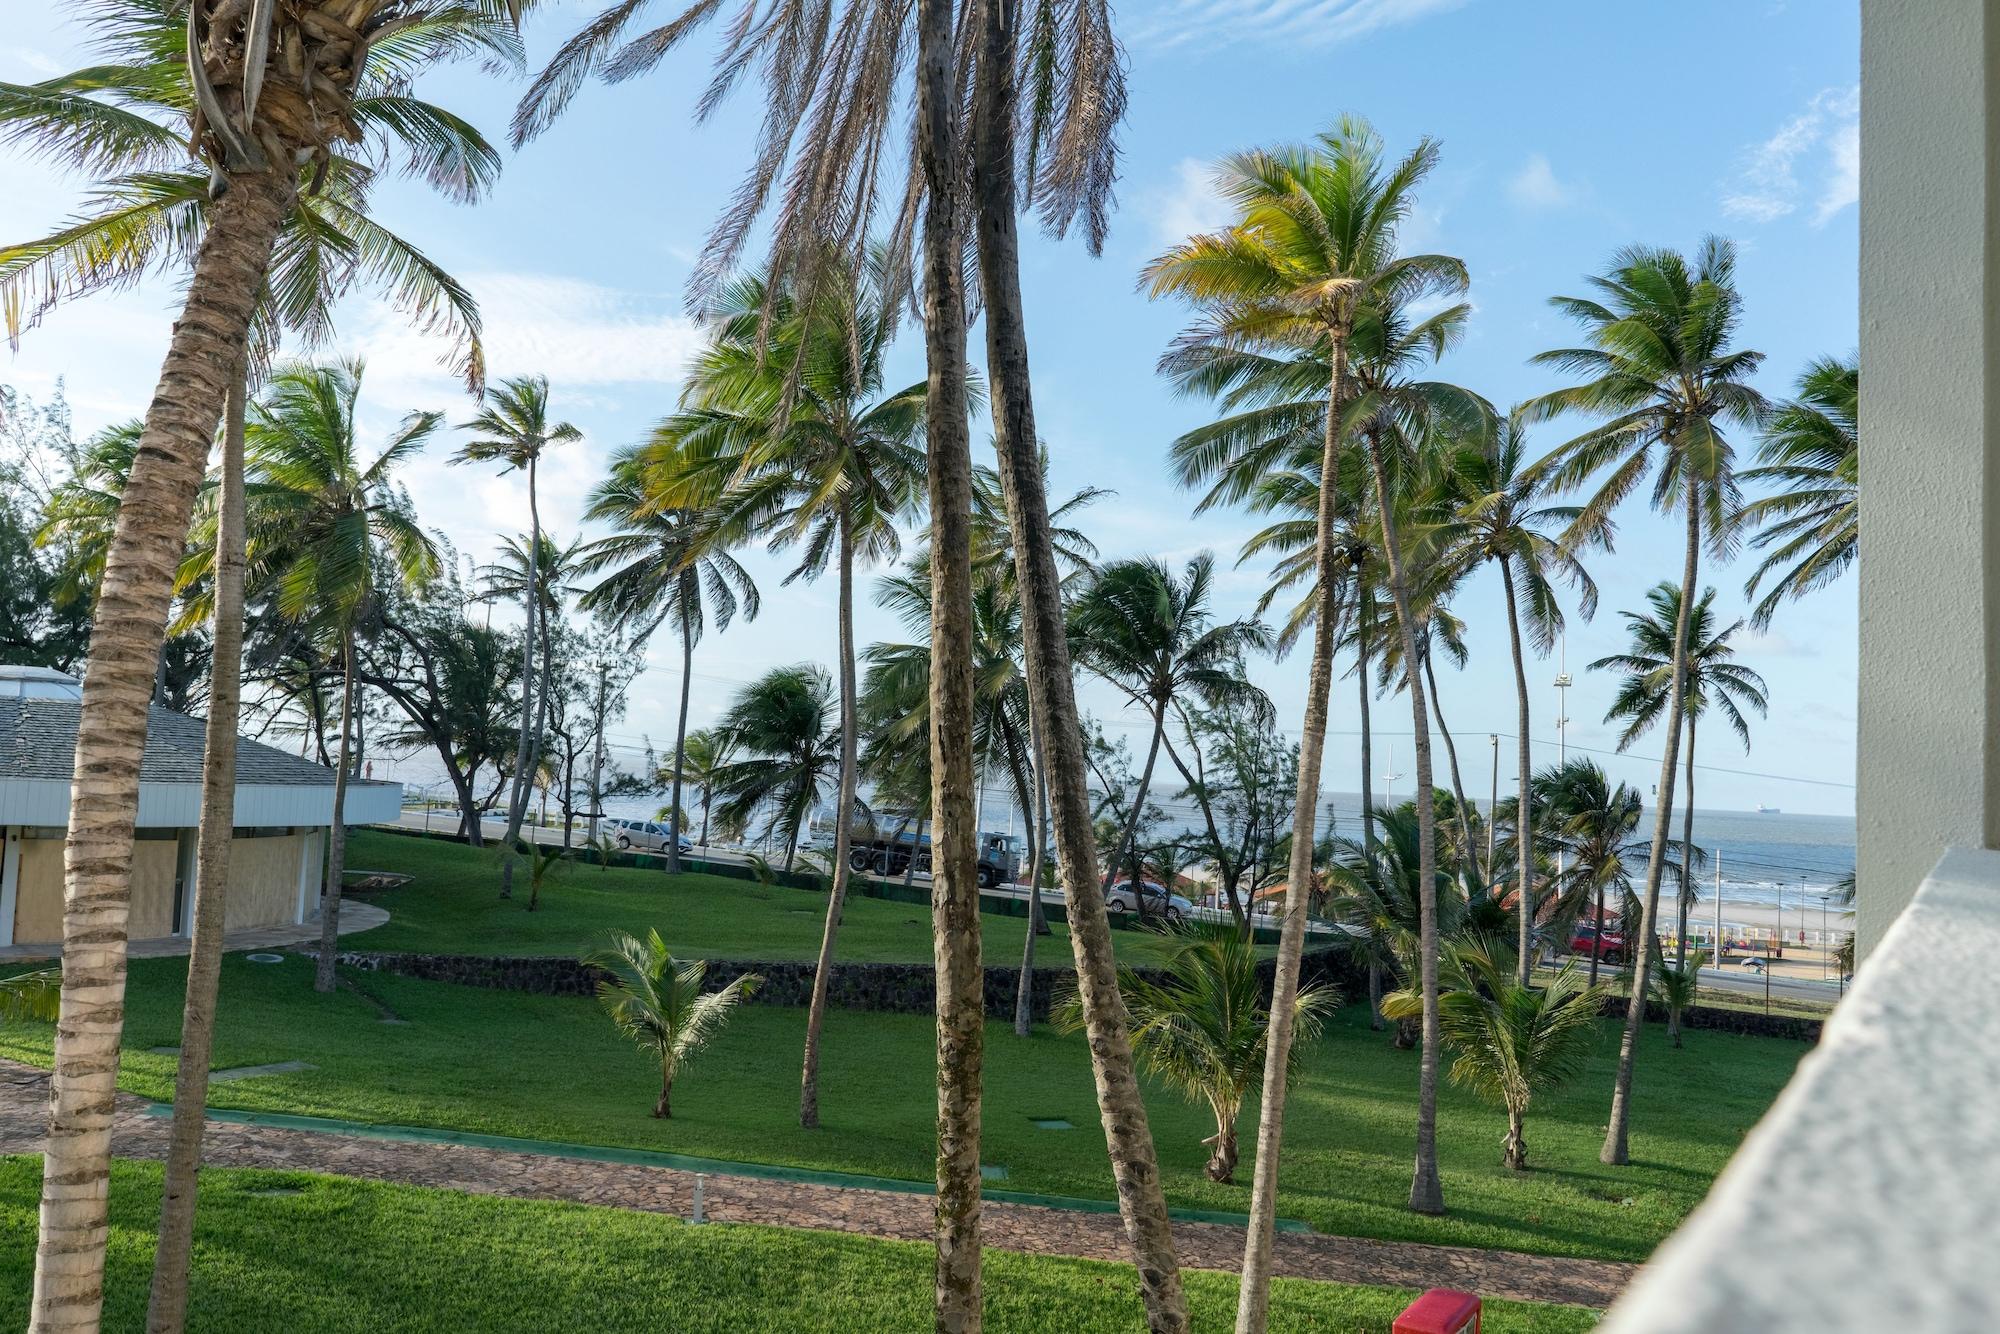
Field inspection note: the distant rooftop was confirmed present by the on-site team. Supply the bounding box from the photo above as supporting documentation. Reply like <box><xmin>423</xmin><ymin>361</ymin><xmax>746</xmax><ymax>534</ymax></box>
<box><xmin>0</xmin><ymin>665</ymin><xmax>83</xmax><ymax>701</ymax></box>
<box><xmin>0</xmin><ymin>664</ymin><xmax>340</xmax><ymax>788</ymax></box>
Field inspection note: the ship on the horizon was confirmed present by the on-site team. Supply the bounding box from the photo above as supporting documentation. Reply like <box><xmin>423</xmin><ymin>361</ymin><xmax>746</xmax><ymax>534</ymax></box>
<box><xmin>1755</xmin><ymin>803</ymin><xmax>1782</xmax><ymax>814</ymax></box>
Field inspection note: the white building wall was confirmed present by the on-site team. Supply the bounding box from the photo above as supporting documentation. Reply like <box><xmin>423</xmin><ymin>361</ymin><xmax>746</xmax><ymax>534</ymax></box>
<box><xmin>1855</xmin><ymin>0</ymin><xmax>2000</xmax><ymax>954</ymax></box>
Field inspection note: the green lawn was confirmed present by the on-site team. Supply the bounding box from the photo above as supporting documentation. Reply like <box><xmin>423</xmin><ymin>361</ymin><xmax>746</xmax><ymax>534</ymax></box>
<box><xmin>347</xmin><ymin>829</ymin><xmax>1190</xmax><ymax>966</ymax></box>
<box><xmin>0</xmin><ymin>1159</ymin><xmax>1597</xmax><ymax>1332</ymax></box>
<box><xmin>0</xmin><ymin>949</ymin><xmax>1801</xmax><ymax>1264</ymax></box>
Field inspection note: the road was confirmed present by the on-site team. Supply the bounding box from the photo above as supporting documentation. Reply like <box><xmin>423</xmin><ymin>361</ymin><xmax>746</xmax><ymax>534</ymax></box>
<box><xmin>386</xmin><ymin>809</ymin><xmax>1345</xmax><ymax>939</ymax></box>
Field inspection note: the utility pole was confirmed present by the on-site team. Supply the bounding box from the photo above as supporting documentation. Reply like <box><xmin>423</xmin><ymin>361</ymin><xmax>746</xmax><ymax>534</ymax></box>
<box><xmin>1554</xmin><ymin>631</ymin><xmax>1572</xmax><ymax>889</ymax></box>
<box><xmin>1714</xmin><ymin>850</ymin><xmax>1723</xmax><ymax>960</ymax></box>
<box><xmin>1383</xmin><ymin>741</ymin><xmax>1401</xmax><ymax>807</ymax></box>
<box><xmin>587</xmin><ymin>660</ymin><xmax>610</xmax><ymax>849</ymax></box>
<box><xmin>1486</xmin><ymin>734</ymin><xmax>1499</xmax><ymax>885</ymax></box>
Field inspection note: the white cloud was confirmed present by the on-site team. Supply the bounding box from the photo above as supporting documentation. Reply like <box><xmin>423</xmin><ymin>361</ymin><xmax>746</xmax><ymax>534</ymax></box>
<box><xmin>1720</xmin><ymin>86</ymin><xmax>1860</xmax><ymax>226</ymax></box>
<box><xmin>1136</xmin><ymin>158</ymin><xmax>1232</xmax><ymax>249</ymax></box>
<box><xmin>353</xmin><ymin>271</ymin><xmax>705</xmax><ymax>402</ymax></box>
<box><xmin>1128</xmin><ymin>0</ymin><xmax>1468</xmax><ymax>53</ymax></box>
<box><xmin>1506</xmin><ymin>153</ymin><xmax>1578</xmax><ymax>210</ymax></box>
<box><xmin>1815</xmin><ymin>119</ymin><xmax>1859</xmax><ymax>224</ymax></box>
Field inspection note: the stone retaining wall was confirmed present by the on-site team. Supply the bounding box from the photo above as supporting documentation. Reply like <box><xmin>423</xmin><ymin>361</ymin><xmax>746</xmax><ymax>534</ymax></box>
<box><xmin>327</xmin><ymin>945</ymin><xmax>1364</xmax><ymax>1024</ymax></box>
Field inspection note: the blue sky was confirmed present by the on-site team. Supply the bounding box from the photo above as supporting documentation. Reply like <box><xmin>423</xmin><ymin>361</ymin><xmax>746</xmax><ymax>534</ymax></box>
<box><xmin>0</xmin><ymin>0</ymin><xmax>1860</xmax><ymax>815</ymax></box>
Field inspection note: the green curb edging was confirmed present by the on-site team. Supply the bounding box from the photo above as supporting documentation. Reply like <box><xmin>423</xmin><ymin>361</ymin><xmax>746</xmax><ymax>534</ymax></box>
<box><xmin>137</xmin><ymin>1101</ymin><xmax>1310</xmax><ymax>1233</ymax></box>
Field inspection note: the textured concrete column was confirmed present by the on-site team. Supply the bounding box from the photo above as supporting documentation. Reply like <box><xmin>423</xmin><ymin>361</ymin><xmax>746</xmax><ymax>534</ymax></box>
<box><xmin>1857</xmin><ymin>0</ymin><xmax>2000</xmax><ymax>955</ymax></box>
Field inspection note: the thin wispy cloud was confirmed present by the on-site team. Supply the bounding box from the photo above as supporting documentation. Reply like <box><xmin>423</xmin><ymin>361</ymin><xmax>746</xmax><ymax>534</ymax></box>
<box><xmin>1507</xmin><ymin>153</ymin><xmax>1579</xmax><ymax>210</ymax></box>
<box><xmin>1128</xmin><ymin>0</ymin><xmax>1469</xmax><ymax>54</ymax></box>
<box><xmin>1136</xmin><ymin>157</ymin><xmax>1232</xmax><ymax>249</ymax></box>
<box><xmin>356</xmin><ymin>272</ymin><xmax>705</xmax><ymax>399</ymax></box>
<box><xmin>1720</xmin><ymin>85</ymin><xmax>1859</xmax><ymax>226</ymax></box>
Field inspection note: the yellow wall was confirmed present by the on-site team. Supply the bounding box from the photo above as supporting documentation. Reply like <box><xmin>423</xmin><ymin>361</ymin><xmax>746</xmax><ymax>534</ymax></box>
<box><xmin>224</xmin><ymin>832</ymin><xmax>306</xmax><ymax>930</ymax></box>
<box><xmin>12</xmin><ymin>836</ymin><xmax>64</xmax><ymax>946</ymax></box>
<box><xmin>12</xmin><ymin>830</ymin><xmax>306</xmax><ymax>947</ymax></box>
<box><xmin>127</xmin><ymin>840</ymin><xmax>180</xmax><ymax>940</ymax></box>
<box><xmin>12</xmin><ymin>835</ymin><xmax>176</xmax><ymax>945</ymax></box>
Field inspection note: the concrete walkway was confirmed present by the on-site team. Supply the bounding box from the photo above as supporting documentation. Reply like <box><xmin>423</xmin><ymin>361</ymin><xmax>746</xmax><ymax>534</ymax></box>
<box><xmin>0</xmin><ymin>900</ymin><xmax>389</xmax><ymax>963</ymax></box>
<box><xmin>0</xmin><ymin>1058</ymin><xmax>1634</xmax><ymax>1308</ymax></box>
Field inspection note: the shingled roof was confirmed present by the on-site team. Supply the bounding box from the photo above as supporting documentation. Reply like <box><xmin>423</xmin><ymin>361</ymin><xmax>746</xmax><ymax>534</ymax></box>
<box><xmin>0</xmin><ymin>697</ymin><xmax>339</xmax><ymax>787</ymax></box>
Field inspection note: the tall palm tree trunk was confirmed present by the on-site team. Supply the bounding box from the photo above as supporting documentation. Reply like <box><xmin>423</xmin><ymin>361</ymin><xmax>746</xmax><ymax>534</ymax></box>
<box><xmin>146</xmin><ymin>364</ymin><xmax>250</xmax><ymax>1334</ymax></box>
<box><xmin>1677</xmin><ymin>714</ymin><xmax>1696</xmax><ymax>969</ymax></box>
<box><xmin>33</xmin><ymin>168</ymin><xmax>293</xmax><ymax>1334</ymax></box>
<box><xmin>971</xmin><ymin>3</ymin><xmax>1184</xmax><ymax>1321</ymax></box>
<box><xmin>314</xmin><ymin>631</ymin><xmax>359</xmax><ymax>993</ymax></box>
<box><xmin>1237</xmin><ymin>338</ymin><xmax>1349</xmax><ymax>1332</ymax></box>
<box><xmin>800</xmin><ymin>514</ymin><xmax>862</xmax><ymax>1130</ymax></box>
<box><xmin>923</xmin><ymin>6</ymin><xmax>984</xmax><ymax>1319</ymax></box>
<box><xmin>1602</xmin><ymin>494</ymin><xmax>1700</xmax><ymax>1165</ymax></box>
<box><xmin>1107</xmin><ymin>702</ymin><xmax>1168</xmax><ymax>899</ymax></box>
<box><xmin>500</xmin><ymin>455</ymin><xmax>542</xmax><ymax>898</ymax></box>
<box><xmin>1422</xmin><ymin>651</ymin><xmax>1477</xmax><ymax>877</ymax></box>
<box><xmin>1589</xmin><ymin>883</ymin><xmax>1605</xmax><ymax>988</ymax></box>
<box><xmin>1015</xmin><ymin>744</ymin><xmax>1047</xmax><ymax>1038</ymax></box>
<box><xmin>1499</xmin><ymin>555</ymin><xmax>1535</xmax><ymax>985</ymax></box>
<box><xmin>667</xmin><ymin>620</ymin><xmax>693</xmax><ymax>875</ymax></box>
<box><xmin>1363</xmin><ymin>427</ymin><xmax>1445</xmax><ymax>1216</ymax></box>
<box><xmin>1357</xmin><ymin>608</ymin><xmax>1383</xmax><ymax>1031</ymax></box>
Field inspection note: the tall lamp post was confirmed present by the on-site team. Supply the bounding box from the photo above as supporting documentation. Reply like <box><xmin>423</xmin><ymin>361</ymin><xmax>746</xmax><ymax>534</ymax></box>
<box><xmin>1554</xmin><ymin>636</ymin><xmax>1572</xmax><ymax>887</ymax></box>
<box><xmin>1486</xmin><ymin>734</ymin><xmax>1499</xmax><ymax>885</ymax></box>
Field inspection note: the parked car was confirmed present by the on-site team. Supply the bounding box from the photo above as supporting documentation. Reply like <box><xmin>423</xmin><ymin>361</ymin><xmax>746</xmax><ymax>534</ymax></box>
<box><xmin>1568</xmin><ymin>923</ymin><xmax>1626</xmax><ymax>965</ymax></box>
<box><xmin>1105</xmin><ymin>879</ymin><xmax>1195</xmax><ymax>924</ymax></box>
<box><xmin>606</xmin><ymin>818</ymin><xmax>691</xmax><ymax>855</ymax></box>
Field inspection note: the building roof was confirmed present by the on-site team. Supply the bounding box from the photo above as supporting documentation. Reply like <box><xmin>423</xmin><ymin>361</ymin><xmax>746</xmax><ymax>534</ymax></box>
<box><xmin>0</xmin><ymin>696</ymin><xmax>341</xmax><ymax>788</ymax></box>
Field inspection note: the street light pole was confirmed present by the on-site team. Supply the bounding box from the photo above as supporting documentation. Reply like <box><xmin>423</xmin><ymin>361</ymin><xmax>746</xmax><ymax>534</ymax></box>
<box><xmin>1486</xmin><ymin>734</ymin><xmax>1499</xmax><ymax>885</ymax></box>
<box><xmin>1554</xmin><ymin>632</ymin><xmax>1572</xmax><ymax>887</ymax></box>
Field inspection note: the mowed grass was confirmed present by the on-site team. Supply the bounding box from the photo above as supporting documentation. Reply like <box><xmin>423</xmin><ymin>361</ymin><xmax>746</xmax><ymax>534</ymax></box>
<box><xmin>346</xmin><ymin>829</ymin><xmax>1189</xmax><ymax>966</ymax></box>
<box><xmin>0</xmin><ymin>948</ymin><xmax>1801</xmax><ymax>1263</ymax></box>
<box><xmin>0</xmin><ymin>1159</ymin><xmax>1598</xmax><ymax>1333</ymax></box>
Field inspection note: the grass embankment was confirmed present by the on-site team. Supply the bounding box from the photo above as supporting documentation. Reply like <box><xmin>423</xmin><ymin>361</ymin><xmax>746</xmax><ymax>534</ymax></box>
<box><xmin>0</xmin><ymin>946</ymin><xmax>1800</xmax><ymax>1264</ymax></box>
<box><xmin>0</xmin><ymin>1159</ymin><xmax>1598</xmax><ymax>1332</ymax></box>
<box><xmin>346</xmin><ymin>829</ymin><xmax>1191</xmax><ymax>966</ymax></box>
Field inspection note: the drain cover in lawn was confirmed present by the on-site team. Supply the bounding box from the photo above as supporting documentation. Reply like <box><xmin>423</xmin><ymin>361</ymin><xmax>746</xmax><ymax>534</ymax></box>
<box><xmin>980</xmin><ymin>1164</ymin><xmax>1008</xmax><ymax>1181</ymax></box>
<box><xmin>1029</xmin><ymin>1117</ymin><xmax>1073</xmax><ymax>1131</ymax></box>
<box><xmin>210</xmin><ymin>1061</ymin><xmax>317</xmax><ymax>1082</ymax></box>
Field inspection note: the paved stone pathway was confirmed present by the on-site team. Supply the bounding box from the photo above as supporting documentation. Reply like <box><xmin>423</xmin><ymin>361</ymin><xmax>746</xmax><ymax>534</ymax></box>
<box><xmin>0</xmin><ymin>900</ymin><xmax>389</xmax><ymax>963</ymax></box>
<box><xmin>0</xmin><ymin>1059</ymin><xmax>1633</xmax><ymax>1308</ymax></box>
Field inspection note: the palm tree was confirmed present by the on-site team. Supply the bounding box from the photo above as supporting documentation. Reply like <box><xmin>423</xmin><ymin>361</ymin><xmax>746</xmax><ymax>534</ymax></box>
<box><xmin>520</xmin><ymin>0</ymin><xmax>1140</xmax><ymax>1316</ymax></box>
<box><xmin>1593</xmin><ymin>583</ymin><xmax>1768</xmax><ymax>970</ymax></box>
<box><xmin>1056</xmin><ymin>925</ymin><xmax>1335</xmax><ymax>1185</ymax></box>
<box><xmin>243</xmin><ymin>360</ymin><xmax>443</xmax><ymax>993</ymax></box>
<box><xmin>941</xmin><ymin>459</ymin><xmax>1101</xmax><ymax>1035</ymax></box>
<box><xmin>1533</xmin><ymin>760</ymin><xmax>1646</xmax><ymax>989</ymax></box>
<box><xmin>1652</xmin><ymin>947</ymin><xmax>1710</xmax><ymax>1048</ymax></box>
<box><xmin>710</xmin><ymin>665</ymin><xmax>846</xmax><ymax>871</ymax></box>
<box><xmin>1069</xmin><ymin>555</ymin><xmax>1273</xmax><ymax>899</ymax></box>
<box><xmin>0</xmin><ymin>967</ymin><xmax>61</xmax><ymax>1022</ymax></box>
<box><xmin>1525</xmin><ymin>237</ymin><xmax>1768</xmax><ymax>1167</ymax></box>
<box><xmin>659</xmin><ymin>259</ymin><xmax>927</xmax><ymax>1132</ymax></box>
<box><xmin>1327</xmin><ymin>803</ymin><xmax>1477</xmax><ymax>1023</ymax></box>
<box><xmin>966</xmin><ymin>0</ymin><xmax>1183</xmax><ymax>1310</ymax></box>
<box><xmin>580</xmin><ymin>447</ymin><xmax>759</xmax><ymax>874</ymax></box>
<box><xmin>1737</xmin><ymin>355</ymin><xmax>1859</xmax><ymax>628</ymax></box>
<box><xmin>1385</xmin><ymin>947</ymin><xmax>1606</xmax><ymax>1171</ymax></box>
<box><xmin>1444</xmin><ymin>414</ymin><xmax>1605</xmax><ymax>982</ymax></box>
<box><xmin>676</xmin><ymin>728</ymin><xmax>735</xmax><ymax>849</ymax></box>
<box><xmin>453</xmin><ymin>376</ymin><xmax>582</xmax><ymax>899</ymax></box>
<box><xmin>583</xmin><ymin>930</ymin><xmax>762</xmax><ymax>1118</ymax></box>
<box><xmin>1148</xmin><ymin>126</ymin><xmax>1474</xmax><ymax>1254</ymax></box>
<box><xmin>4</xmin><ymin>3</ymin><xmax>511</xmax><ymax>1312</ymax></box>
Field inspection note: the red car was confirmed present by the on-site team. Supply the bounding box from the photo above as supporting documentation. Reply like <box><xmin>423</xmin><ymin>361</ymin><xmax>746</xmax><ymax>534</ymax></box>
<box><xmin>1568</xmin><ymin>924</ymin><xmax>1626</xmax><ymax>965</ymax></box>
